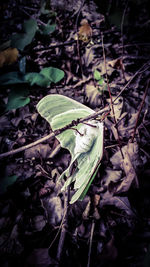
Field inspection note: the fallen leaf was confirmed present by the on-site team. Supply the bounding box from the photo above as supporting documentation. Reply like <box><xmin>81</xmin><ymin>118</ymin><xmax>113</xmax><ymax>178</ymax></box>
<box><xmin>110</xmin><ymin>141</ymin><xmax>143</xmax><ymax>170</ymax></box>
<box><xmin>0</xmin><ymin>48</ymin><xmax>19</xmax><ymax>68</ymax></box>
<box><xmin>101</xmin><ymin>168</ymin><xmax>122</xmax><ymax>187</ymax></box>
<box><xmin>108</xmin><ymin>57</ymin><xmax>125</xmax><ymax>70</ymax></box>
<box><xmin>78</xmin><ymin>19</ymin><xmax>92</xmax><ymax>42</ymax></box>
<box><xmin>85</xmin><ymin>82</ymin><xmax>102</xmax><ymax>107</ymax></box>
<box><xmin>42</xmin><ymin>196</ymin><xmax>63</xmax><ymax>226</ymax></box>
<box><xmin>100</xmin><ymin>191</ymin><xmax>134</xmax><ymax>216</ymax></box>
<box><xmin>107</xmin><ymin>96</ymin><xmax>123</xmax><ymax>121</ymax></box>
<box><xmin>24</xmin><ymin>144</ymin><xmax>51</xmax><ymax>159</ymax></box>
<box><xmin>25</xmin><ymin>248</ymin><xmax>56</xmax><ymax>267</ymax></box>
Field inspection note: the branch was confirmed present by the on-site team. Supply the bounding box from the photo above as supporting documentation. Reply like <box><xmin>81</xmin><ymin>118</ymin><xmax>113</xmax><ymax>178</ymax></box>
<box><xmin>101</xmin><ymin>32</ymin><xmax>124</xmax><ymax>159</ymax></box>
<box><xmin>131</xmin><ymin>78</ymin><xmax>150</xmax><ymax>142</ymax></box>
<box><xmin>0</xmin><ymin>107</ymin><xmax>110</xmax><ymax>159</ymax></box>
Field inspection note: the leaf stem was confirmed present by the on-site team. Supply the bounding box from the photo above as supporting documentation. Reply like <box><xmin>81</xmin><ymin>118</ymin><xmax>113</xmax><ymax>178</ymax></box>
<box><xmin>131</xmin><ymin>78</ymin><xmax>150</xmax><ymax>142</ymax></box>
<box><xmin>101</xmin><ymin>33</ymin><xmax>124</xmax><ymax>159</ymax></box>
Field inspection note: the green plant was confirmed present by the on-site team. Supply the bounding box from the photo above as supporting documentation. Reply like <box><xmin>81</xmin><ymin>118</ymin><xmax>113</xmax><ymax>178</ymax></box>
<box><xmin>0</xmin><ymin>67</ymin><xmax>64</xmax><ymax>111</ymax></box>
<box><xmin>93</xmin><ymin>69</ymin><xmax>107</xmax><ymax>95</ymax></box>
<box><xmin>37</xmin><ymin>94</ymin><xmax>104</xmax><ymax>203</ymax></box>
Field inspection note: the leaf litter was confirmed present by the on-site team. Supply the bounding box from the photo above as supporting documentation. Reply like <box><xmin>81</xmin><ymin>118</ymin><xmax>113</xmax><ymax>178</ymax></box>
<box><xmin>0</xmin><ymin>0</ymin><xmax>150</xmax><ymax>266</ymax></box>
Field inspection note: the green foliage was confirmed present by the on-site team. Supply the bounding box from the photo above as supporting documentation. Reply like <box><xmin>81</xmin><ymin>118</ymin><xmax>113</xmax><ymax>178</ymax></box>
<box><xmin>6</xmin><ymin>88</ymin><xmax>30</xmax><ymax>111</ymax></box>
<box><xmin>0</xmin><ymin>72</ymin><xmax>26</xmax><ymax>85</ymax></box>
<box><xmin>25</xmin><ymin>67</ymin><xmax>64</xmax><ymax>86</ymax></box>
<box><xmin>40</xmin><ymin>67</ymin><xmax>64</xmax><ymax>83</ymax></box>
<box><xmin>0</xmin><ymin>175</ymin><xmax>18</xmax><ymax>195</ymax></box>
<box><xmin>11</xmin><ymin>19</ymin><xmax>38</xmax><ymax>51</ymax></box>
<box><xmin>0</xmin><ymin>67</ymin><xmax>64</xmax><ymax>110</ymax></box>
<box><xmin>37</xmin><ymin>94</ymin><xmax>104</xmax><ymax>203</ymax></box>
<box><xmin>38</xmin><ymin>21</ymin><xmax>56</xmax><ymax>35</ymax></box>
<box><xmin>0</xmin><ymin>67</ymin><xmax>64</xmax><ymax>87</ymax></box>
<box><xmin>93</xmin><ymin>69</ymin><xmax>107</xmax><ymax>95</ymax></box>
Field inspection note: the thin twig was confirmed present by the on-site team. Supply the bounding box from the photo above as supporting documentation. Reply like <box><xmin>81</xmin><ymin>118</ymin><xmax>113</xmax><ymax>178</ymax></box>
<box><xmin>56</xmin><ymin>189</ymin><xmax>69</xmax><ymax>261</ymax></box>
<box><xmin>0</xmin><ymin>133</ymin><xmax>54</xmax><ymax>159</ymax></box>
<box><xmin>87</xmin><ymin>220</ymin><xmax>95</xmax><ymax>267</ymax></box>
<box><xmin>0</xmin><ymin>107</ymin><xmax>110</xmax><ymax>159</ymax></box>
<box><xmin>131</xmin><ymin>79</ymin><xmax>150</xmax><ymax>142</ymax></box>
<box><xmin>34</xmin><ymin>40</ymin><xmax>76</xmax><ymax>52</ymax></box>
<box><xmin>75</xmin><ymin>0</ymin><xmax>85</xmax><ymax>76</ymax></box>
<box><xmin>101</xmin><ymin>33</ymin><xmax>124</xmax><ymax>158</ymax></box>
<box><xmin>120</xmin><ymin>0</ymin><xmax>128</xmax><ymax>80</ymax></box>
<box><xmin>113</xmin><ymin>61</ymin><xmax>150</xmax><ymax>103</ymax></box>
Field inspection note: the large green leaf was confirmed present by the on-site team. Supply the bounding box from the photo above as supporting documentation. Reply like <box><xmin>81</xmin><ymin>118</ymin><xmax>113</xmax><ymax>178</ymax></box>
<box><xmin>37</xmin><ymin>94</ymin><xmax>104</xmax><ymax>203</ymax></box>
<box><xmin>25</xmin><ymin>72</ymin><xmax>50</xmax><ymax>87</ymax></box>
<box><xmin>11</xmin><ymin>19</ymin><xmax>38</xmax><ymax>51</ymax></box>
<box><xmin>40</xmin><ymin>67</ymin><xmax>64</xmax><ymax>83</ymax></box>
<box><xmin>6</xmin><ymin>88</ymin><xmax>30</xmax><ymax>110</ymax></box>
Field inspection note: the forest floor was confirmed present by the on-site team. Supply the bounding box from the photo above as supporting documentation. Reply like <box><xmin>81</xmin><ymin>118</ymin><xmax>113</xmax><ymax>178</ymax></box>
<box><xmin>0</xmin><ymin>0</ymin><xmax>150</xmax><ymax>266</ymax></box>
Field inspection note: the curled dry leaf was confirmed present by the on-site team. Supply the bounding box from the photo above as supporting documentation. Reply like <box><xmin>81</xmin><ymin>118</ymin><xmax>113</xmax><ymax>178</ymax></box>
<box><xmin>85</xmin><ymin>82</ymin><xmax>102</xmax><ymax>107</ymax></box>
<box><xmin>78</xmin><ymin>19</ymin><xmax>92</xmax><ymax>43</ymax></box>
<box><xmin>108</xmin><ymin>57</ymin><xmax>125</xmax><ymax>71</ymax></box>
<box><xmin>100</xmin><ymin>191</ymin><xmax>134</xmax><ymax>217</ymax></box>
<box><xmin>107</xmin><ymin>96</ymin><xmax>123</xmax><ymax>122</ymax></box>
<box><xmin>115</xmin><ymin>150</ymin><xmax>139</xmax><ymax>194</ymax></box>
<box><xmin>0</xmin><ymin>48</ymin><xmax>19</xmax><ymax>67</ymax></box>
<box><xmin>110</xmin><ymin>141</ymin><xmax>143</xmax><ymax>170</ymax></box>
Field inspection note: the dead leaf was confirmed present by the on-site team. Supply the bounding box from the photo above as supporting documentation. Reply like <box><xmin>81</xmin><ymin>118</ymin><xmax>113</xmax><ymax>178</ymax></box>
<box><xmin>108</xmin><ymin>57</ymin><xmax>125</xmax><ymax>71</ymax></box>
<box><xmin>25</xmin><ymin>248</ymin><xmax>56</xmax><ymax>267</ymax></box>
<box><xmin>100</xmin><ymin>191</ymin><xmax>134</xmax><ymax>216</ymax></box>
<box><xmin>85</xmin><ymin>81</ymin><xmax>102</xmax><ymax>107</ymax></box>
<box><xmin>42</xmin><ymin>196</ymin><xmax>63</xmax><ymax>226</ymax></box>
<box><xmin>24</xmin><ymin>144</ymin><xmax>51</xmax><ymax>159</ymax></box>
<box><xmin>110</xmin><ymin>141</ymin><xmax>142</xmax><ymax>170</ymax></box>
<box><xmin>98</xmin><ymin>236</ymin><xmax>118</xmax><ymax>263</ymax></box>
<box><xmin>101</xmin><ymin>168</ymin><xmax>122</xmax><ymax>187</ymax></box>
<box><xmin>107</xmin><ymin>96</ymin><xmax>123</xmax><ymax>121</ymax></box>
<box><xmin>78</xmin><ymin>19</ymin><xmax>92</xmax><ymax>42</ymax></box>
<box><xmin>0</xmin><ymin>48</ymin><xmax>19</xmax><ymax>68</ymax></box>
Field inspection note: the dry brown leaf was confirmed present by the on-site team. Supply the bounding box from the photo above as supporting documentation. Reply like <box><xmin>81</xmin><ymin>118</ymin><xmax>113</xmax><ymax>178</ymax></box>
<box><xmin>24</xmin><ymin>144</ymin><xmax>51</xmax><ymax>159</ymax></box>
<box><xmin>108</xmin><ymin>57</ymin><xmax>125</xmax><ymax>70</ymax></box>
<box><xmin>0</xmin><ymin>48</ymin><xmax>19</xmax><ymax>68</ymax></box>
<box><xmin>107</xmin><ymin>96</ymin><xmax>123</xmax><ymax>122</ymax></box>
<box><xmin>115</xmin><ymin>150</ymin><xmax>139</xmax><ymax>194</ymax></box>
<box><xmin>78</xmin><ymin>19</ymin><xmax>92</xmax><ymax>42</ymax></box>
<box><xmin>85</xmin><ymin>82</ymin><xmax>102</xmax><ymax>108</ymax></box>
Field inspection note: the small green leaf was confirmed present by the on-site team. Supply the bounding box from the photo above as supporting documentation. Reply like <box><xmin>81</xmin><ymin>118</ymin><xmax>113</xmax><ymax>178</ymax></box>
<box><xmin>0</xmin><ymin>175</ymin><xmax>18</xmax><ymax>195</ymax></box>
<box><xmin>0</xmin><ymin>72</ymin><xmax>26</xmax><ymax>85</ymax></box>
<box><xmin>11</xmin><ymin>19</ymin><xmax>38</xmax><ymax>51</ymax></box>
<box><xmin>23</xmin><ymin>18</ymin><xmax>38</xmax><ymax>35</ymax></box>
<box><xmin>94</xmin><ymin>69</ymin><xmax>101</xmax><ymax>81</ymax></box>
<box><xmin>25</xmin><ymin>72</ymin><xmax>50</xmax><ymax>87</ymax></box>
<box><xmin>98</xmin><ymin>79</ymin><xmax>104</xmax><ymax>86</ymax></box>
<box><xmin>40</xmin><ymin>67</ymin><xmax>64</xmax><ymax>83</ymax></box>
<box><xmin>6</xmin><ymin>88</ymin><xmax>30</xmax><ymax>110</ymax></box>
<box><xmin>39</xmin><ymin>23</ymin><xmax>56</xmax><ymax>35</ymax></box>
